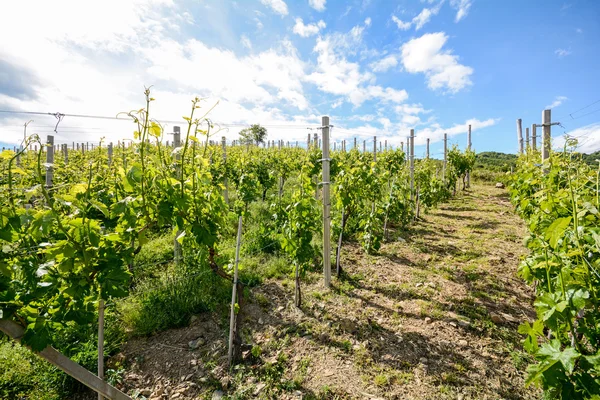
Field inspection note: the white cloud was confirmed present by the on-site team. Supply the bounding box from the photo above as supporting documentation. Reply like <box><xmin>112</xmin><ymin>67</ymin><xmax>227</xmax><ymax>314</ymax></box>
<box><xmin>369</xmin><ymin>55</ymin><xmax>398</xmax><ymax>73</ymax></box>
<box><xmin>553</xmin><ymin>123</ymin><xmax>600</xmax><ymax>153</ymax></box>
<box><xmin>364</xmin><ymin>17</ymin><xmax>372</xmax><ymax>26</ymax></box>
<box><xmin>309</xmin><ymin>0</ymin><xmax>326</xmax><ymax>12</ymax></box>
<box><xmin>400</xmin><ymin>32</ymin><xmax>473</xmax><ymax>93</ymax></box>
<box><xmin>240</xmin><ymin>35</ymin><xmax>252</xmax><ymax>49</ymax></box>
<box><xmin>391</xmin><ymin>15</ymin><xmax>412</xmax><ymax>30</ymax></box>
<box><xmin>413</xmin><ymin>118</ymin><xmax>499</xmax><ymax>145</ymax></box>
<box><xmin>576</xmin><ymin>28</ymin><xmax>583</xmax><ymax>33</ymax></box>
<box><xmin>260</xmin><ymin>0</ymin><xmax>288</xmax><ymax>16</ymax></box>
<box><xmin>391</xmin><ymin>2</ymin><xmax>442</xmax><ymax>31</ymax></box>
<box><xmin>307</xmin><ymin>29</ymin><xmax>408</xmax><ymax>107</ymax></box>
<box><xmin>545</xmin><ymin>96</ymin><xmax>568</xmax><ymax>109</ymax></box>
<box><xmin>293</xmin><ymin>18</ymin><xmax>326</xmax><ymax>37</ymax></box>
<box><xmin>555</xmin><ymin>48</ymin><xmax>571</xmax><ymax>57</ymax></box>
<box><xmin>412</xmin><ymin>8</ymin><xmax>434</xmax><ymax>30</ymax></box>
<box><xmin>450</xmin><ymin>0</ymin><xmax>472</xmax><ymax>22</ymax></box>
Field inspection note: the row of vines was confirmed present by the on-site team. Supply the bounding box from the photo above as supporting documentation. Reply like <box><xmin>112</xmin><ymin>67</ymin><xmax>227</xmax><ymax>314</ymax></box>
<box><xmin>0</xmin><ymin>91</ymin><xmax>474</xmax><ymax>364</ymax></box>
<box><xmin>509</xmin><ymin>141</ymin><xmax>600</xmax><ymax>399</ymax></box>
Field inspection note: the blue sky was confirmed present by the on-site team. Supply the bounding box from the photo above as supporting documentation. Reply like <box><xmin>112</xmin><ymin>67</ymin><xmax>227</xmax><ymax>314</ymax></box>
<box><xmin>1</xmin><ymin>0</ymin><xmax>600</xmax><ymax>156</ymax></box>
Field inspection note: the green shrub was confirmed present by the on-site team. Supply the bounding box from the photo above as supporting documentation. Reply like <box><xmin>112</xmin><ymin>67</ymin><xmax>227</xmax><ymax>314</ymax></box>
<box><xmin>0</xmin><ymin>339</ymin><xmax>63</xmax><ymax>400</ymax></box>
<box><xmin>118</xmin><ymin>257</ymin><xmax>229</xmax><ymax>336</ymax></box>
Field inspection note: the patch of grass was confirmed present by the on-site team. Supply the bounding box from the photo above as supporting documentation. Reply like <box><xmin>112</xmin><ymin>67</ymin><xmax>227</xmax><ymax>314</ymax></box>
<box><xmin>118</xmin><ymin>259</ymin><xmax>229</xmax><ymax>336</ymax></box>
<box><xmin>374</xmin><ymin>374</ymin><xmax>390</xmax><ymax>387</ymax></box>
<box><xmin>254</xmin><ymin>292</ymin><xmax>270</xmax><ymax>309</ymax></box>
<box><xmin>0</xmin><ymin>340</ymin><xmax>63</xmax><ymax>400</ymax></box>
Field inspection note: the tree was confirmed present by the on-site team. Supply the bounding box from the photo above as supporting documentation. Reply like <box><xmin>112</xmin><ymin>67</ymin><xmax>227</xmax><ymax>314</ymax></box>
<box><xmin>239</xmin><ymin>124</ymin><xmax>268</xmax><ymax>145</ymax></box>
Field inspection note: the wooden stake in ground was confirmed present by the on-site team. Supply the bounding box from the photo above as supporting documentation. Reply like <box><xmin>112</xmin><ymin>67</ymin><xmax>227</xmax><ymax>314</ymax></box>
<box><xmin>443</xmin><ymin>133</ymin><xmax>448</xmax><ymax>183</ymax></box>
<box><xmin>466</xmin><ymin>124</ymin><xmax>471</xmax><ymax>188</ymax></box>
<box><xmin>228</xmin><ymin>216</ymin><xmax>243</xmax><ymax>367</ymax></box>
<box><xmin>98</xmin><ymin>298</ymin><xmax>105</xmax><ymax>400</ymax></box>
<box><xmin>409</xmin><ymin>129</ymin><xmax>414</xmax><ymax>200</ymax></box>
<box><xmin>322</xmin><ymin>116</ymin><xmax>331</xmax><ymax>288</ymax></box>
<box><xmin>531</xmin><ymin>123</ymin><xmax>537</xmax><ymax>151</ymax></box>
<box><xmin>46</xmin><ymin>135</ymin><xmax>54</xmax><ymax>187</ymax></box>
<box><xmin>542</xmin><ymin>109</ymin><xmax>551</xmax><ymax>169</ymax></box>
<box><xmin>516</xmin><ymin>119</ymin><xmax>524</xmax><ymax>154</ymax></box>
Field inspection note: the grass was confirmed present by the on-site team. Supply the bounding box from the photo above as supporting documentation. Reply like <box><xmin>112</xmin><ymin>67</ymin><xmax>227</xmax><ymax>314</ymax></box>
<box><xmin>0</xmin><ymin>340</ymin><xmax>63</xmax><ymax>400</ymax></box>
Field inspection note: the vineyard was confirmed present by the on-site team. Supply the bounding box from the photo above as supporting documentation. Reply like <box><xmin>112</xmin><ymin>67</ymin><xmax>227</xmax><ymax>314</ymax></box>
<box><xmin>0</xmin><ymin>93</ymin><xmax>598</xmax><ymax>400</ymax></box>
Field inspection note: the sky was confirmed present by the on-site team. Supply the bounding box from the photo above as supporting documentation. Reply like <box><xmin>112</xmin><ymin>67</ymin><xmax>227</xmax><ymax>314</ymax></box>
<box><xmin>1</xmin><ymin>0</ymin><xmax>600</xmax><ymax>157</ymax></box>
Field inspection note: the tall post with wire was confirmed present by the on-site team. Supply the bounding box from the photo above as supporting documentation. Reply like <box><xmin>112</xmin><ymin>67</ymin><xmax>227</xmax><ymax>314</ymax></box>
<box><xmin>46</xmin><ymin>135</ymin><xmax>54</xmax><ymax>188</ymax></box>
<box><xmin>409</xmin><ymin>129</ymin><xmax>415</xmax><ymax>200</ymax></box>
<box><xmin>466</xmin><ymin>124</ymin><xmax>471</xmax><ymax>188</ymax></box>
<box><xmin>542</xmin><ymin>109</ymin><xmax>551</xmax><ymax>168</ymax></box>
<box><xmin>426</xmin><ymin>138</ymin><xmax>430</xmax><ymax>159</ymax></box>
<box><xmin>443</xmin><ymin>133</ymin><xmax>448</xmax><ymax>183</ymax></box>
<box><xmin>174</xmin><ymin>127</ymin><xmax>183</xmax><ymax>265</ymax></box>
<box><xmin>221</xmin><ymin>136</ymin><xmax>228</xmax><ymax>205</ymax></box>
<box><xmin>228</xmin><ymin>216</ymin><xmax>243</xmax><ymax>367</ymax></box>
<box><xmin>321</xmin><ymin>117</ymin><xmax>331</xmax><ymax>288</ymax></box>
<box><xmin>517</xmin><ymin>119</ymin><xmax>524</xmax><ymax>154</ymax></box>
<box><xmin>531</xmin><ymin>124</ymin><xmax>537</xmax><ymax>151</ymax></box>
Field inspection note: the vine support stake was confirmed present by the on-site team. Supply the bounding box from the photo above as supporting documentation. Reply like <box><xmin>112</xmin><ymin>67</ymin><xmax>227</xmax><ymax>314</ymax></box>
<box><xmin>466</xmin><ymin>124</ymin><xmax>471</xmax><ymax>188</ymax></box>
<box><xmin>46</xmin><ymin>135</ymin><xmax>54</xmax><ymax>188</ymax></box>
<box><xmin>174</xmin><ymin>127</ymin><xmax>183</xmax><ymax>264</ymax></box>
<box><xmin>410</xmin><ymin>129</ymin><xmax>415</xmax><ymax>200</ymax></box>
<box><xmin>531</xmin><ymin>123</ymin><xmax>537</xmax><ymax>151</ymax></box>
<box><xmin>542</xmin><ymin>109</ymin><xmax>551</xmax><ymax>172</ymax></box>
<box><xmin>108</xmin><ymin>142</ymin><xmax>113</xmax><ymax>167</ymax></box>
<box><xmin>98</xmin><ymin>298</ymin><xmax>105</xmax><ymax>400</ymax></box>
<box><xmin>443</xmin><ymin>133</ymin><xmax>448</xmax><ymax>183</ymax></box>
<box><xmin>517</xmin><ymin>118</ymin><xmax>524</xmax><ymax>154</ymax></box>
<box><xmin>426</xmin><ymin>138</ymin><xmax>430</xmax><ymax>159</ymax></box>
<box><xmin>322</xmin><ymin>116</ymin><xmax>331</xmax><ymax>288</ymax></box>
<box><xmin>228</xmin><ymin>216</ymin><xmax>243</xmax><ymax>367</ymax></box>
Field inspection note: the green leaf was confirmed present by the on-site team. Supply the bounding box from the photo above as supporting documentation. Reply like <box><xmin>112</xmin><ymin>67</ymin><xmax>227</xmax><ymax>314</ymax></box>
<box><xmin>538</xmin><ymin>339</ymin><xmax>580</xmax><ymax>374</ymax></box>
<box><xmin>544</xmin><ymin>217</ymin><xmax>572</xmax><ymax>249</ymax></box>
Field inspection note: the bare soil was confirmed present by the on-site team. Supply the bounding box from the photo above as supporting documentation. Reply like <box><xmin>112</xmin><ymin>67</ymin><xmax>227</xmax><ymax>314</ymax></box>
<box><xmin>115</xmin><ymin>184</ymin><xmax>540</xmax><ymax>400</ymax></box>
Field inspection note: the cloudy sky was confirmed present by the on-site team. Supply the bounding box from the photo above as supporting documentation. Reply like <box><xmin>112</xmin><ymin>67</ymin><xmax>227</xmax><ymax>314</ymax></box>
<box><xmin>1</xmin><ymin>0</ymin><xmax>600</xmax><ymax>155</ymax></box>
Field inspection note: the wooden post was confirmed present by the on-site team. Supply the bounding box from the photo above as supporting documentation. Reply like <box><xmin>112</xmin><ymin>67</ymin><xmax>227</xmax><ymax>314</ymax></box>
<box><xmin>385</xmin><ymin>140</ymin><xmax>387</xmax><ymax>151</ymax></box>
<box><xmin>98</xmin><ymin>299</ymin><xmax>105</xmax><ymax>400</ymax></box>
<box><xmin>307</xmin><ymin>133</ymin><xmax>311</xmax><ymax>149</ymax></box>
<box><xmin>426</xmin><ymin>138</ymin><xmax>430</xmax><ymax>159</ymax></box>
<box><xmin>0</xmin><ymin>320</ymin><xmax>131</xmax><ymax>400</ymax></box>
<box><xmin>525</xmin><ymin>127</ymin><xmax>530</xmax><ymax>151</ymax></box>
<box><xmin>228</xmin><ymin>216</ymin><xmax>243</xmax><ymax>367</ymax></box>
<box><xmin>46</xmin><ymin>135</ymin><xmax>54</xmax><ymax>187</ymax></box>
<box><xmin>221</xmin><ymin>136</ymin><xmax>229</xmax><ymax>204</ymax></box>
<box><xmin>466</xmin><ymin>124</ymin><xmax>471</xmax><ymax>188</ymax></box>
<box><xmin>108</xmin><ymin>143</ymin><xmax>113</xmax><ymax>167</ymax></box>
<box><xmin>542</xmin><ymin>109</ymin><xmax>551</xmax><ymax>167</ymax></box>
<box><xmin>532</xmin><ymin>124</ymin><xmax>537</xmax><ymax>151</ymax></box>
<box><xmin>322</xmin><ymin>116</ymin><xmax>331</xmax><ymax>288</ymax></box>
<box><xmin>373</xmin><ymin>136</ymin><xmax>377</xmax><ymax>162</ymax></box>
<box><xmin>517</xmin><ymin>119</ymin><xmax>524</xmax><ymax>154</ymax></box>
<box><xmin>363</xmin><ymin>140</ymin><xmax>366</xmax><ymax>153</ymax></box>
<box><xmin>354</xmin><ymin>137</ymin><xmax>357</xmax><ymax>149</ymax></box>
<box><xmin>401</xmin><ymin>141</ymin><xmax>404</xmax><ymax>152</ymax></box>
<box><xmin>443</xmin><ymin>133</ymin><xmax>448</xmax><ymax>183</ymax></box>
<box><xmin>409</xmin><ymin>130</ymin><xmax>414</xmax><ymax>200</ymax></box>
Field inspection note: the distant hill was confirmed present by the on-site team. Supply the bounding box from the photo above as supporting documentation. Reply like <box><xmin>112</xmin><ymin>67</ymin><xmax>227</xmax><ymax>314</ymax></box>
<box><xmin>580</xmin><ymin>151</ymin><xmax>600</xmax><ymax>167</ymax></box>
<box><xmin>475</xmin><ymin>151</ymin><xmax>518</xmax><ymax>172</ymax></box>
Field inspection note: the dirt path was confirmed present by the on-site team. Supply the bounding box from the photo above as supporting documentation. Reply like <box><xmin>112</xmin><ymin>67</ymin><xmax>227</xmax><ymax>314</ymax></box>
<box><xmin>118</xmin><ymin>184</ymin><xmax>539</xmax><ymax>400</ymax></box>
